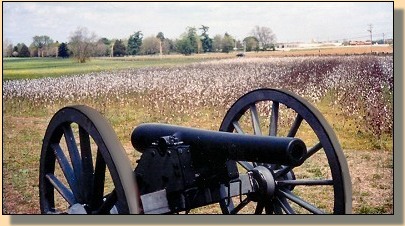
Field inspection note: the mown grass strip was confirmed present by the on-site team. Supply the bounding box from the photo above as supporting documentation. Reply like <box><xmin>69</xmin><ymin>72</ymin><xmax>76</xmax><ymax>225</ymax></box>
<box><xmin>2</xmin><ymin>56</ymin><xmax>214</xmax><ymax>80</ymax></box>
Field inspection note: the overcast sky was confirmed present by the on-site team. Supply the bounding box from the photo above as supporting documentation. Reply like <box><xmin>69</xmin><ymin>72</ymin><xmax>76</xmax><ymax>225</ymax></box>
<box><xmin>3</xmin><ymin>2</ymin><xmax>393</xmax><ymax>45</ymax></box>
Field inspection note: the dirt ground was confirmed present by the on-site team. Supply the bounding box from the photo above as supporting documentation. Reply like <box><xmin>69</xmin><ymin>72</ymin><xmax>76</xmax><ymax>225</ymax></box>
<box><xmin>248</xmin><ymin>45</ymin><xmax>393</xmax><ymax>57</ymax></box>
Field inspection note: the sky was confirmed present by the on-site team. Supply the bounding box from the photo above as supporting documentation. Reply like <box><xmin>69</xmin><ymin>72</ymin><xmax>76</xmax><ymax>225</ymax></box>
<box><xmin>3</xmin><ymin>2</ymin><xmax>394</xmax><ymax>45</ymax></box>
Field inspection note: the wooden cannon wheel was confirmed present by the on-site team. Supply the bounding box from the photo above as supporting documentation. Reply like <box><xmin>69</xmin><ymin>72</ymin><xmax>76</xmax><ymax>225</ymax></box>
<box><xmin>219</xmin><ymin>88</ymin><xmax>352</xmax><ymax>214</ymax></box>
<box><xmin>39</xmin><ymin>105</ymin><xmax>140</xmax><ymax>214</ymax></box>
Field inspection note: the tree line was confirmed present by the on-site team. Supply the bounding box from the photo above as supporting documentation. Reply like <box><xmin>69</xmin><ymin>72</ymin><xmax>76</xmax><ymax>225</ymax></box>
<box><xmin>3</xmin><ymin>25</ymin><xmax>276</xmax><ymax>63</ymax></box>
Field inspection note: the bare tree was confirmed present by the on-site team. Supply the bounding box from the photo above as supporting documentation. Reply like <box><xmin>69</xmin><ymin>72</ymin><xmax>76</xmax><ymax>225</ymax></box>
<box><xmin>32</xmin><ymin>36</ymin><xmax>44</xmax><ymax>57</ymax></box>
<box><xmin>93</xmin><ymin>39</ymin><xmax>109</xmax><ymax>57</ymax></box>
<box><xmin>212</xmin><ymin>34</ymin><xmax>223</xmax><ymax>52</ymax></box>
<box><xmin>68</xmin><ymin>27</ymin><xmax>96</xmax><ymax>63</ymax></box>
<box><xmin>251</xmin><ymin>26</ymin><xmax>276</xmax><ymax>49</ymax></box>
<box><xmin>141</xmin><ymin>36</ymin><xmax>160</xmax><ymax>55</ymax></box>
<box><xmin>3</xmin><ymin>39</ymin><xmax>13</xmax><ymax>57</ymax></box>
<box><xmin>31</xmin><ymin>35</ymin><xmax>54</xmax><ymax>57</ymax></box>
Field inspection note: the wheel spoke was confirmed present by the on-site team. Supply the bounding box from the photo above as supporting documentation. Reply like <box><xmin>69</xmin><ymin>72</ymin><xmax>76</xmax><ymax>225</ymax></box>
<box><xmin>278</xmin><ymin>189</ymin><xmax>324</xmax><ymax>214</ymax></box>
<box><xmin>51</xmin><ymin>143</ymin><xmax>80</xmax><ymax>200</ymax></box>
<box><xmin>230</xmin><ymin>197</ymin><xmax>250</xmax><ymax>214</ymax></box>
<box><xmin>274</xmin><ymin>143</ymin><xmax>322</xmax><ymax>179</ymax></box>
<box><xmin>91</xmin><ymin>150</ymin><xmax>106</xmax><ymax>209</ymax></box>
<box><xmin>79</xmin><ymin>126</ymin><xmax>94</xmax><ymax>203</ymax></box>
<box><xmin>276</xmin><ymin>197</ymin><xmax>295</xmax><ymax>214</ymax></box>
<box><xmin>264</xmin><ymin>202</ymin><xmax>275</xmax><ymax>214</ymax></box>
<box><xmin>272</xmin><ymin>201</ymin><xmax>284</xmax><ymax>214</ymax></box>
<box><xmin>232</xmin><ymin>121</ymin><xmax>244</xmax><ymax>134</ymax></box>
<box><xmin>62</xmin><ymin>124</ymin><xmax>82</xmax><ymax>188</ymax></box>
<box><xmin>305</xmin><ymin>142</ymin><xmax>323</xmax><ymax>159</ymax></box>
<box><xmin>277</xmin><ymin>179</ymin><xmax>334</xmax><ymax>186</ymax></box>
<box><xmin>287</xmin><ymin>114</ymin><xmax>303</xmax><ymax>137</ymax></box>
<box><xmin>96</xmin><ymin>191</ymin><xmax>117</xmax><ymax>214</ymax></box>
<box><xmin>269</xmin><ymin>101</ymin><xmax>279</xmax><ymax>136</ymax></box>
<box><xmin>250</xmin><ymin>104</ymin><xmax>262</xmax><ymax>135</ymax></box>
<box><xmin>255</xmin><ymin>201</ymin><xmax>264</xmax><ymax>214</ymax></box>
<box><xmin>45</xmin><ymin>174</ymin><xmax>76</xmax><ymax>206</ymax></box>
<box><xmin>233</xmin><ymin>121</ymin><xmax>255</xmax><ymax>170</ymax></box>
<box><xmin>237</xmin><ymin>161</ymin><xmax>254</xmax><ymax>171</ymax></box>
<box><xmin>274</xmin><ymin>166</ymin><xmax>293</xmax><ymax>178</ymax></box>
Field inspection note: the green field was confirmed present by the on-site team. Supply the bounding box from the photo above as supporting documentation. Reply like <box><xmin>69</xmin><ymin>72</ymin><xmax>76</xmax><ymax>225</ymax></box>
<box><xmin>2</xmin><ymin>45</ymin><xmax>393</xmax><ymax>80</ymax></box>
<box><xmin>2</xmin><ymin>56</ymin><xmax>218</xmax><ymax>80</ymax></box>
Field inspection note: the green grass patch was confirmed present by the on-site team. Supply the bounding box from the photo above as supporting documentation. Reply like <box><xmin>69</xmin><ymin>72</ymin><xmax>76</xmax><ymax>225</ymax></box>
<box><xmin>358</xmin><ymin>204</ymin><xmax>388</xmax><ymax>214</ymax></box>
<box><xmin>316</xmin><ymin>93</ymin><xmax>393</xmax><ymax>151</ymax></box>
<box><xmin>2</xmin><ymin>56</ymin><xmax>213</xmax><ymax>80</ymax></box>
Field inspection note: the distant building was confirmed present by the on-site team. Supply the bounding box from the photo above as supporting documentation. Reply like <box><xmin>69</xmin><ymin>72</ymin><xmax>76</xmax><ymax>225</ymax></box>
<box><xmin>275</xmin><ymin>41</ymin><xmax>342</xmax><ymax>51</ymax></box>
<box><xmin>349</xmin><ymin>41</ymin><xmax>372</xmax><ymax>46</ymax></box>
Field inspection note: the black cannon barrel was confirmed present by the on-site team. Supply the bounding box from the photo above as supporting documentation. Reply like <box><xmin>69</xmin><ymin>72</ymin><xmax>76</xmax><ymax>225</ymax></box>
<box><xmin>131</xmin><ymin>123</ymin><xmax>307</xmax><ymax>166</ymax></box>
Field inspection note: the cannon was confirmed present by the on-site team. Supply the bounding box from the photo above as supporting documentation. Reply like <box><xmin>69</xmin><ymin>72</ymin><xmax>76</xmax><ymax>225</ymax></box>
<box><xmin>39</xmin><ymin>88</ymin><xmax>352</xmax><ymax>214</ymax></box>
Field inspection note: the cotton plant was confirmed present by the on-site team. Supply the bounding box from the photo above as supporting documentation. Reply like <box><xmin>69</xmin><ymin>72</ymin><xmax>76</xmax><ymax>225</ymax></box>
<box><xmin>3</xmin><ymin>55</ymin><xmax>393</xmax><ymax>138</ymax></box>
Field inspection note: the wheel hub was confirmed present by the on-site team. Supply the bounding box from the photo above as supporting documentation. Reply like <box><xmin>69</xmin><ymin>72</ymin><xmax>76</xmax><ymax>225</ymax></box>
<box><xmin>250</xmin><ymin>166</ymin><xmax>276</xmax><ymax>201</ymax></box>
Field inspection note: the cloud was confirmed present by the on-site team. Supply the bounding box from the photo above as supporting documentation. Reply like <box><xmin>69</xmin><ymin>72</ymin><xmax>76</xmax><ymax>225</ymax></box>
<box><xmin>3</xmin><ymin>2</ymin><xmax>393</xmax><ymax>45</ymax></box>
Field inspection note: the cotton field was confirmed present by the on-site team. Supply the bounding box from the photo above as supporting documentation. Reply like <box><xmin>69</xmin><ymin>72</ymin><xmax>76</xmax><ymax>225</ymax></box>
<box><xmin>3</xmin><ymin>55</ymin><xmax>393</xmax><ymax>138</ymax></box>
<box><xmin>2</xmin><ymin>55</ymin><xmax>394</xmax><ymax>214</ymax></box>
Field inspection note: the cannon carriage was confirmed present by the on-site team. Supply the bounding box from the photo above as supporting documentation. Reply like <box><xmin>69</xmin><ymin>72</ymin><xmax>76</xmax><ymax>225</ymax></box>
<box><xmin>39</xmin><ymin>88</ymin><xmax>352</xmax><ymax>214</ymax></box>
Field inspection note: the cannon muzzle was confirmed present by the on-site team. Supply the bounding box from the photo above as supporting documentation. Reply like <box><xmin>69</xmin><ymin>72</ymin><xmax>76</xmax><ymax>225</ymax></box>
<box><xmin>131</xmin><ymin>123</ymin><xmax>307</xmax><ymax>166</ymax></box>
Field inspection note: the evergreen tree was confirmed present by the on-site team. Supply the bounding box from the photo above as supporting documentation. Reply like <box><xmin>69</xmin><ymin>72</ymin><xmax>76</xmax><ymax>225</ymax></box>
<box><xmin>156</xmin><ymin>32</ymin><xmax>165</xmax><ymax>42</ymax></box>
<box><xmin>19</xmin><ymin>44</ymin><xmax>30</xmax><ymax>57</ymax></box>
<box><xmin>113</xmin><ymin>39</ymin><xmax>126</xmax><ymax>56</ymax></box>
<box><xmin>186</xmin><ymin>27</ymin><xmax>198</xmax><ymax>53</ymax></box>
<box><xmin>127</xmin><ymin>31</ymin><xmax>143</xmax><ymax>55</ymax></box>
<box><xmin>200</xmin><ymin>25</ymin><xmax>212</xmax><ymax>52</ymax></box>
<box><xmin>58</xmin><ymin>42</ymin><xmax>70</xmax><ymax>58</ymax></box>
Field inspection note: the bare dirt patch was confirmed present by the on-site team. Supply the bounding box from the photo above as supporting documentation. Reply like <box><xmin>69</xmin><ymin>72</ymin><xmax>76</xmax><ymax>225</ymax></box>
<box><xmin>346</xmin><ymin>149</ymin><xmax>393</xmax><ymax>213</ymax></box>
<box><xmin>246</xmin><ymin>45</ymin><xmax>393</xmax><ymax>57</ymax></box>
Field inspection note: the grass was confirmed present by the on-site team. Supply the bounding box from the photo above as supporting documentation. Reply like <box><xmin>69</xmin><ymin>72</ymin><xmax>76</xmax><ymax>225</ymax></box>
<box><xmin>358</xmin><ymin>204</ymin><xmax>389</xmax><ymax>214</ymax></box>
<box><xmin>317</xmin><ymin>91</ymin><xmax>393</xmax><ymax>152</ymax></box>
<box><xmin>2</xmin><ymin>56</ymin><xmax>217</xmax><ymax>80</ymax></box>
<box><xmin>3</xmin><ymin>45</ymin><xmax>393</xmax><ymax>80</ymax></box>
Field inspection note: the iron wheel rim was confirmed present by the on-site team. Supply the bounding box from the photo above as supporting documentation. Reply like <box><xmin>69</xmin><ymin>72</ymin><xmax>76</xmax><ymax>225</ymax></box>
<box><xmin>219</xmin><ymin>88</ymin><xmax>352</xmax><ymax>214</ymax></box>
<box><xmin>39</xmin><ymin>105</ymin><xmax>140</xmax><ymax>214</ymax></box>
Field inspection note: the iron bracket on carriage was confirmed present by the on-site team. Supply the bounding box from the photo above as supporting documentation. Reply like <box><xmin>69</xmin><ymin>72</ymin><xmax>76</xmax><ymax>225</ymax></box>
<box><xmin>39</xmin><ymin>88</ymin><xmax>352</xmax><ymax>214</ymax></box>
